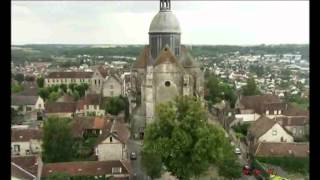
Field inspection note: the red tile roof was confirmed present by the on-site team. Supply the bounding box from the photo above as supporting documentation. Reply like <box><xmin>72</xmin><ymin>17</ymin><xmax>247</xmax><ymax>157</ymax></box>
<box><xmin>45</xmin><ymin>102</ymin><xmax>77</xmax><ymax>113</ymax></box>
<box><xmin>11</xmin><ymin>156</ymin><xmax>38</xmax><ymax>178</ymax></box>
<box><xmin>11</xmin><ymin>128</ymin><xmax>42</xmax><ymax>142</ymax></box>
<box><xmin>41</xmin><ymin>160</ymin><xmax>131</xmax><ymax>177</ymax></box>
<box><xmin>254</xmin><ymin>142</ymin><xmax>309</xmax><ymax>157</ymax></box>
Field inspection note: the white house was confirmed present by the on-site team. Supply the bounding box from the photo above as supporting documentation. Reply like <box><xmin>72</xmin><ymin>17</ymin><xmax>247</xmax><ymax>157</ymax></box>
<box><xmin>248</xmin><ymin>116</ymin><xmax>294</xmax><ymax>146</ymax></box>
<box><xmin>11</xmin><ymin>128</ymin><xmax>42</xmax><ymax>156</ymax></box>
<box><xmin>11</xmin><ymin>95</ymin><xmax>45</xmax><ymax>113</ymax></box>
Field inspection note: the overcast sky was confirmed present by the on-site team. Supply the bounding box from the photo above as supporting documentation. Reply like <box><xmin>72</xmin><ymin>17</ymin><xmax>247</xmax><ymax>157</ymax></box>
<box><xmin>12</xmin><ymin>1</ymin><xmax>309</xmax><ymax>45</ymax></box>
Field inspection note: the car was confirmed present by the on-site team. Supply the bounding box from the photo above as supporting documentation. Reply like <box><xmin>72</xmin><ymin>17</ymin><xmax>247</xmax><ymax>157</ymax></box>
<box><xmin>130</xmin><ymin>152</ymin><xmax>137</xmax><ymax>160</ymax></box>
<box><xmin>234</xmin><ymin>147</ymin><xmax>241</xmax><ymax>155</ymax></box>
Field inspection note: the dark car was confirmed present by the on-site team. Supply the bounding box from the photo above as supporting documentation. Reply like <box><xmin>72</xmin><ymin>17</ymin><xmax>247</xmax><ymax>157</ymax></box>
<box><xmin>130</xmin><ymin>152</ymin><xmax>137</xmax><ymax>160</ymax></box>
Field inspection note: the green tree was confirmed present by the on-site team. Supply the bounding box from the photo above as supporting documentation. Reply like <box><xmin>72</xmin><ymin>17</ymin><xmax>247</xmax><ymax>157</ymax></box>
<box><xmin>37</xmin><ymin>76</ymin><xmax>45</xmax><ymax>88</ymax></box>
<box><xmin>59</xmin><ymin>84</ymin><xmax>68</xmax><ymax>93</ymax></box>
<box><xmin>142</xmin><ymin>96</ymin><xmax>241</xmax><ymax>180</ymax></box>
<box><xmin>14</xmin><ymin>73</ymin><xmax>24</xmax><ymax>84</ymax></box>
<box><xmin>75</xmin><ymin>83</ymin><xmax>89</xmax><ymax>97</ymax></box>
<box><xmin>104</xmin><ymin>96</ymin><xmax>125</xmax><ymax>115</ymax></box>
<box><xmin>42</xmin><ymin>117</ymin><xmax>73</xmax><ymax>163</ymax></box>
<box><xmin>218</xmin><ymin>158</ymin><xmax>242</xmax><ymax>179</ymax></box>
<box><xmin>68</xmin><ymin>83</ymin><xmax>77</xmax><ymax>92</ymax></box>
<box><xmin>46</xmin><ymin>172</ymin><xmax>71</xmax><ymax>180</ymax></box>
<box><xmin>242</xmin><ymin>77</ymin><xmax>261</xmax><ymax>96</ymax></box>
<box><xmin>38</xmin><ymin>88</ymin><xmax>49</xmax><ymax>101</ymax></box>
<box><xmin>141</xmin><ymin>150</ymin><xmax>162</xmax><ymax>179</ymax></box>
<box><xmin>48</xmin><ymin>91</ymin><xmax>61</xmax><ymax>102</ymax></box>
<box><xmin>11</xmin><ymin>83</ymin><xmax>24</xmax><ymax>93</ymax></box>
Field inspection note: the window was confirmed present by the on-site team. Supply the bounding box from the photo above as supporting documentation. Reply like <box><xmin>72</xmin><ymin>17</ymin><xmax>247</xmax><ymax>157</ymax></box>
<box><xmin>95</xmin><ymin>148</ymin><xmax>99</xmax><ymax>155</ymax></box>
<box><xmin>13</xmin><ymin>145</ymin><xmax>20</xmax><ymax>152</ymax></box>
<box><xmin>278</xmin><ymin>110</ymin><xmax>282</xmax><ymax>114</ymax></box>
<box><xmin>110</xmin><ymin>137</ymin><xmax>113</xmax><ymax>143</ymax></box>
<box><xmin>266</xmin><ymin>110</ymin><xmax>269</xmax><ymax>115</ymax></box>
<box><xmin>272</xmin><ymin>129</ymin><xmax>277</xmax><ymax>136</ymax></box>
<box><xmin>274</xmin><ymin>110</ymin><xmax>277</xmax><ymax>115</ymax></box>
<box><xmin>26</xmin><ymin>149</ymin><xmax>30</xmax><ymax>155</ymax></box>
<box><xmin>38</xmin><ymin>104</ymin><xmax>42</xmax><ymax>108</ymax></box>
<box><xmin>95</xmin><ymin>80</ymin><xmax>97</xmax><ymax>85</ymax></box>
<box><xmin>165</xmin><ymin>81</ymin><xmax>171</xmax><ymax>87</ymax></box>
<box><xmin>112</xmin><ymin>167</ymin><xmax>122</xmax><ymax>174</ymax></box>
<box><xmin>26</xmin><ymin>107</ymin><xmax>32</xmax><ymax>111</ymax></box>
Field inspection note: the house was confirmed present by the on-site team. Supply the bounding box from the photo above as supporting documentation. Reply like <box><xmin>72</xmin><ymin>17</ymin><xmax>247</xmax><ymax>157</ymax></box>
<box><xmin>40</xmin><ymin>160</ymin><xmax>132</xmax><ymax>180</ymax></box>
<box><xmin>95</xmin><ymin>120</ymin><xmax>130</xmax><ymax>161</ymax></box>
<box><xmin>11</xmin><ymin>95</ymin><xmax>45</xmax><ymax>114</ymax></box>
<box><xmin>72</xmin><ymin>116</ymin><xmax>112</xmax><ymax>138</ymax></box>
<box><xmin>103</xmin><ymin>73</ymin><xmax>123</xmax><ymax>97</ymax></box>
<box><xmin>75</xmin><ymin>94</ymin><xmax>105</xmax><ymax>116</ymax></box>
<box><xmin>11</xmin><ymin>128</ymin><xmax>42</xmax><ymax>156</ymax></box>
<box><xmin>247</xmin><ymin>116</ymin><xmax>294</xmax><ymax>150</ymax></box>
<box><xmin>235</xmin><ymin>94</ymin><xmax>287</xmax><ymax>120</ymax></box>
<box><xmin>11</xmin><ymin>156</ymin><xmax>40</xmax><ymax>180</ymax></box>
<box><xmin>44</xmin><ymin>71</ymin><xmax>94</xmax><ymax>87</ymax></box>
<box><xmin>276</xmin><ymin>116</ymin><xmax>309</xmax><ymax>139</ymax></box>
<box><xmin>254</xmin><ymin>142</ymin><xmax>309</xmax><ymax>158</ymax></box>
<box><xmin>17</xmin><ymin>81</ymin><xmax>39</xmax><ymax>96</ymax></box>
<box><xmin>45</xmin><ymin>102</ymin><xmax>77</xmax><ymax>118</ymax></box>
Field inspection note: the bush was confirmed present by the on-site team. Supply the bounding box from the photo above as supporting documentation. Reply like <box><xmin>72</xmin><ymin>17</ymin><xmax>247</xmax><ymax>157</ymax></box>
<box><xmin>232</xmin><ymin>123</ymin><xmax>250</xmax><ymax>136</ymax></box>
<box><xmin>256</xmin><ymin>156</ymin><xmax>309</xmax><ymax>175</ymax></box>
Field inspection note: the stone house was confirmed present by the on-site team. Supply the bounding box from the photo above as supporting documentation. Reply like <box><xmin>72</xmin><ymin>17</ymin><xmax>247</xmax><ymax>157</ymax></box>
<box><xmin>11</xmin><ymin>128</ymin><xmax>42</xmax><ymax>156</ymax></box>
<box><xmin>72</xmin><ymin>116</ymin><xmax>112</xmax><ymax>138</ymax></box>
<box><xmin>247</xmin><ymin>116</ymin><xmax>294</xmax><ymax>152</ymax></box>
<box><xmin>235</xmin><ymin>94</ymin><xmax>287</xmax><ymax>120</ymax></box>
<box><xmin>103</xmin><ymin>73</ymin><xmax>122</xmax><ymax>97</ymax></box>
<box><xmin>11</xmin><ymin>95</ymin><xmax>45</xmax><ymax>114</ymax></box>
<box><xmin>95</xmin><ymin>120</ymin><xmax>130</xmax><ymax>161</ymax></box>
<box><xmin>75</xmin><ymin>94</ymin><xmax>105</xmax><ymax>116</ymax></box>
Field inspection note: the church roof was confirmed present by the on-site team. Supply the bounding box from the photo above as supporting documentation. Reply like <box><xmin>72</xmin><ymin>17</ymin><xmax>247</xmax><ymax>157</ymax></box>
<box><xmin>179</xmin><ymin>46</ymin><xmax>199</xmax><ymax>68</ymax></box>
<box><xmin>153</xmin><ymin>46</ymin><xmax>182</xmax><ymax>67</ymax></box>
<box><xmin>132</xmin><ymin>46</ymin><xmax>150</xmax><ymax>69</ymax></box>
<box><xmin>149</xmin><ymin>10</ymin><xmax>181</xmax><ymax>33</ymax></box>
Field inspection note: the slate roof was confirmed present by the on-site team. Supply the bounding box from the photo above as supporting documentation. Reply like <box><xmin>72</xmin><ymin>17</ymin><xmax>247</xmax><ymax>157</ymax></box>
<box><xmin>179</xmin><ymin>46</ymin><xmax>199</xmax><ymax>68</ymax></box>
<box><xmin>276</xmin><ymin>116</ymin><xmax>309</xmax><ymax>126</ymax></box>
<box><xmin>254</xmin><ymin>142</ymin><xmax>309</xmax><ymax>157</ymax></box>
<box><xmin>248</xmin><ymin>116</ymin><xmax>277</xmax><ymax>138</ymax></box>
<box><xmin>41</xmin><ymin>160</ymin><xmax>131</xmax><ymax>177</ymax></box>
<box><xmin>95</xmin><ymin>120</ymin><xmax>130</xmax><ymax>146</ymax></box>
<box><xmin>11</xmin><ymin>95</ymin><xmax>39</xmax><ymax>106</ymax></box>
<box><xmin>47</xmin><ymin>72</ymin><xmax>93</xmax><ymax>79</ymax></box>
<box><xmin>283</xmin><ymin>104</ymin><xmax>309</xmax><ymax>116</ymax></box>
<box><xmin>11</xmin><ymin>128</ymin><xmax>42</xmax><ymax>142</ymax></box>
<box><xmin>153</xmin><ymin>47</ymin><xmax>182</xmax><ymax>67</ymax></box>
<box><xmin>45</xmin><ymin>102</ymin><xmax>77</xmax><ymax>113</ymax></box>
<box><xmin>76</xmin><ymin>94</ymin><xmax>103</xmax><ymax>110</ymax></box>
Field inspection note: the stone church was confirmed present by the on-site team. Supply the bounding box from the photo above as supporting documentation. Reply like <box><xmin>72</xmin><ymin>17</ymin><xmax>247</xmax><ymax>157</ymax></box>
<box><xmin>131</xmin><ymin>0</ymin><xmax>204</xmax><ymax>138</ymax></box>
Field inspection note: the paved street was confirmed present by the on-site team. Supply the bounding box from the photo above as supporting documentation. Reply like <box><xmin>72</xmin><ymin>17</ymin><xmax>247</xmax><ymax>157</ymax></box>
<box><xmin>127</xmin><ymin>139</ymin><xmax>150</xmax><ymax>180</ymax></box>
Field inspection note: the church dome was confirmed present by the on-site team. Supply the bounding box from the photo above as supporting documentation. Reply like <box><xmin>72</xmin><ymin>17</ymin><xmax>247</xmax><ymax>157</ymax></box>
<box><xmin>149</xmin><ymin>11</ymin><xmax>181</xmax><ymax>34</ymax></box>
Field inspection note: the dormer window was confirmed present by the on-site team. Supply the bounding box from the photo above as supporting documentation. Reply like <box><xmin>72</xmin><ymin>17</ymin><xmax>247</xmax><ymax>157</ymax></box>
<box><xmin>112</xmin><ymin>167</ymin><xmax>122</xmax><ymax>174</ymax></box>
<box><xmin>272</xmin><ymin>129</ymin><xmax>277</xmax><ymax>136</ymax></box>
<box><xmin>278</xmin><ymin>110</ymin><xmax>282</xmax><ymax>114</ymax></box>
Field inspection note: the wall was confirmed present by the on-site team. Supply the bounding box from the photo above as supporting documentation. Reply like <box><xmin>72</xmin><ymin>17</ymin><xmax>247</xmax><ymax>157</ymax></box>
<box><xmin>103</xmin><ymin>77</ymin><xmax>122</xmax><ymax>97</ymax></box>
<box><xmin>11</xmin><ymin>141</ymin><xmax>31</xmax><ymax>156</ymax></box>
<box><xmin>96</xmin><ymin>136</ymin><xmax>125</xmax><ymax>161</ymax></box>
<box><xmin>259</xmin><ymin>123</ymin><xmax>294</xmax><ymax>143</ymax></box>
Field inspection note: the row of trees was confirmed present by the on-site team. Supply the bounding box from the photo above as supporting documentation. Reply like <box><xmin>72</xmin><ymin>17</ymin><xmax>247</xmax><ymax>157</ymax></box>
<box><xmin>38</xmin><ymin>83</ymin><xmax>89</xmax><ymax>102</ymax></box>
<box><xmin>141</xmin><ymin>96</ymin><xmax>242</xmax><ymax>180</ymax></box>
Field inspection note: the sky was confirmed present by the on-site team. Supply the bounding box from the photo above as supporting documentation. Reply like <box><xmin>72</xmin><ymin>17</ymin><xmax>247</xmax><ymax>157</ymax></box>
<box><xmin>12</xmin><ymin>1</ymin><xmax>309</xmax><ymax>45</ymax></box>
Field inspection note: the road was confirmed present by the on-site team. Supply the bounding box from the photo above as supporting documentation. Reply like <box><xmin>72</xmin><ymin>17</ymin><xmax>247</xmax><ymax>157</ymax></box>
<box><xmin>127</xmin><ymin>139</ymin><xmax>150</xmax><ymax>180</ymax></box>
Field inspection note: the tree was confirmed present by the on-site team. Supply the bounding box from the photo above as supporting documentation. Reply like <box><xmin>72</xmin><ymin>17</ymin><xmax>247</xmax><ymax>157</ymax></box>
<box><xmin>59</xmin><ymin>84</ymin><xmax>68</xmax><ymax>93</ymax></box>
<box><xmin>38</xmin><ymin>88</ymin><xmax>49</xmax><ymax>101</ymax></box>
<box><xmin>36</xmin><ymin>76</ymin><xmax>45</xmax><ymax>88</ymax></box>
<box><xmin>218</xmin><ymin>158</ymin><xmax>242</xmax><ymax>179</ymax></box>
<box><xmin>104</xmin><ymin>96</ymin><xmax>125</xmax><ymax>115</ymax></box>
<box><xmin>46</xmin><ymin>172</ymin><xmax>71</xmax><ymax>180</ymax></box>
<box><xmin>242</xmin><ymin>77</ymin><xmax>261</xmax><ymax>96</ymax></box>
<box><xmin>48</xmin><ymin>91</ymin><xmax>61</xmax><ymax>102</ymax></box>
<box><xmin>142</xmin><ymin>96</ymin><xmax>241</xmax><ymax>180</ymax></box>
<box><xmin>42</xmin><ymin>117</ymin><xmax>74</xmax><ymax>163</ymax></box>
<box><xmin>14</xmin><ymin>73</ymin><xmax>24</xmax><ymax>84</ymax></box>
<box><xmin>141</xmin><ymin>150</ymin><xmax>162</xmax><ymax>179</ymax></box>
<box><xmin>11</xmin><ymin>83</ymin><xmax>24</xmax><ymax>93</ymax></box>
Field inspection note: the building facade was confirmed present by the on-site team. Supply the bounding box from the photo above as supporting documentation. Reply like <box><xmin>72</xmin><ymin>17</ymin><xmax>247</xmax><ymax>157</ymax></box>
<box><xmin>131</xmin><ymin>0</ymin><xmax>204</xmax><ymax>138</ymax></box>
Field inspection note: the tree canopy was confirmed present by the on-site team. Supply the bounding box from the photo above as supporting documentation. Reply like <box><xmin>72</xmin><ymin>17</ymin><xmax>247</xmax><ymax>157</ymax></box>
<box><xmin>42</xmin><ymin>117</ymin><xmax>74</xmax><ymax>163</ymax></box>
<box><xmin>141</xmin><ymin>96</ymin><xmax>241</xmax><ymax>180</ymax></box>
<box><xmin>242</xmin><ymin>77</ymin><xmax>261</xmax><ymax>96</ymax></box>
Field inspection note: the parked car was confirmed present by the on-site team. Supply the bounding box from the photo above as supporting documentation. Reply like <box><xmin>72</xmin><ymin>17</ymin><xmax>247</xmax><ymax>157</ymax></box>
<box><xmin>130</xmin><ymin>151</ymin><xmax>137</xmax><ymax>160</ymax></box>
<box><xmin>234</xmin><ymin>147</ymin><xmax>241</xmax><ymax>155</ymax></box>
